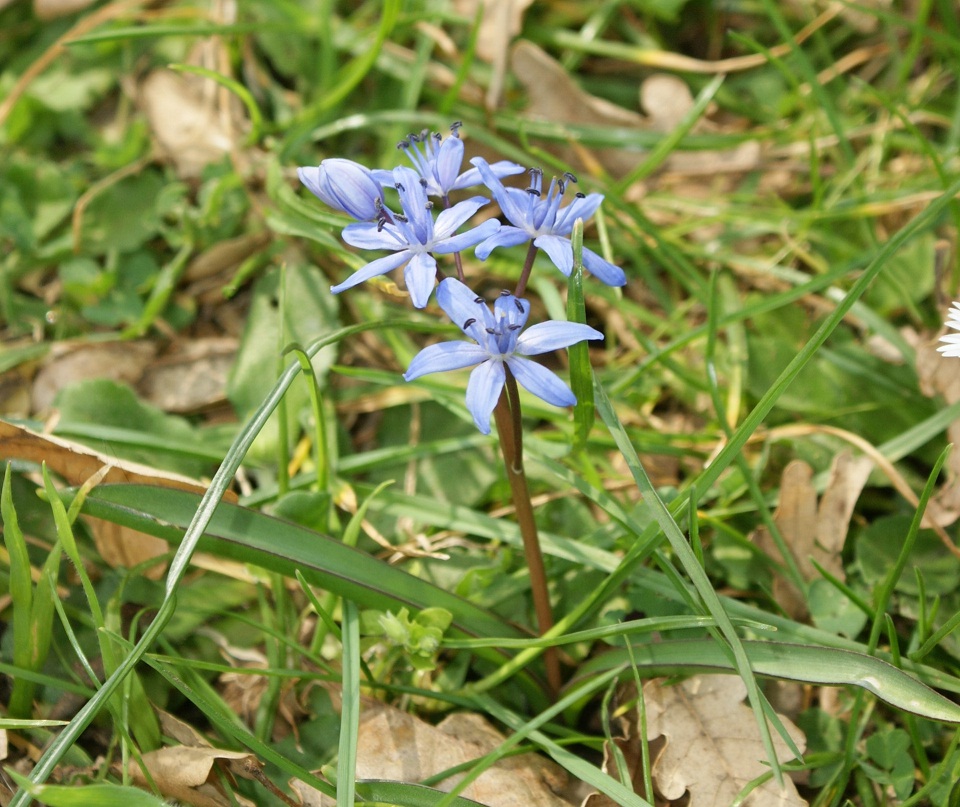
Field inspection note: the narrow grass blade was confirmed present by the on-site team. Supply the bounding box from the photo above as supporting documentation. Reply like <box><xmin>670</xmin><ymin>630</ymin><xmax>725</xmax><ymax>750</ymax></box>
<box><xmin>337</xmin><ymin>600</ymin><xmax>360</xmax><ymax>807</ymax></box>
<box><xmin>593</xmin><ymin>379</ymin><xmax>794</xmax><ymax>780</ymax></box>
<box><xmin>567</xmin><ymin>219</ymin><xmax>594</xmax><ymax>452</ymax></box>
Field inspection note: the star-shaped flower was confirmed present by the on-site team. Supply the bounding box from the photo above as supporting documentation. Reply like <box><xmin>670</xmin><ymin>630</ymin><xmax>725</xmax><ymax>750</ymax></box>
<box><xmin>297</xmin><ymin>158</ymin><xmax>385</xmax><ymax>221</ymax></box>
<box><xmin>403</xmin><ymin>278</ymin><xmax>603</xmax><ymax>434</ymax></box>
<box><xmin>470</xmin><ymin>157</ymin><xmax>626</xmax><ymax>287</ymax></box>
<box><xmin>372</xmin><ymin>123</ymin><xmax>525</xmax><ymax>202</ymax></box>
<box><xmin>939</xmin><ymin>301</ymin><xmax>960</xmax><ymax>357</ymax></box>
<box><xmin>332</xmin><ymin>166</ymin><xmax>500</xmax><ymax>308</ymax></box>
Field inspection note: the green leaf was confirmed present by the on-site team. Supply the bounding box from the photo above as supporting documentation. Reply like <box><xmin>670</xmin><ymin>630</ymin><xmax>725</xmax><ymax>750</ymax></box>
<box><xmin>574</xmin><ymin>639</ymin><xmax>960</xmax><ymax>724</ymax></box>
<box><xmin>73</xmin><ymin>483</ymin><xmax>524</xmax><ymax>644</ymax></box>
<box><xmin>6</xmin><ymin>772</ymin><xmax>168</xmax><ymax>807</ymax></box>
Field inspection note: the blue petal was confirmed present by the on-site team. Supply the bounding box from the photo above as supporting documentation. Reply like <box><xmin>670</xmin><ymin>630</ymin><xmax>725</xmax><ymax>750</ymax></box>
<box><xmin>582</xmin><ymin>247</ymin><xmax>627</xmax><ymax>286</ymax></box>
<box><xmin>393</xmin><ymin>166</ymin><xmax>433</xmax><ymax>244</ymax></box>
<box><xmin>342</xmin><ymin>221</ymin><xmax>406</xmax><ymax>251</ymax></box>
<box><xmin>553</xmin><ymin>193</ymin><xmax>604</xmax><ymax>233</ymax></box>
<box><xmin>434</xmin><ymin>136</ymin><xmax>465</xmax><ymax>195</ymax></box>
<box><xmin>404</xmin><ymin>341</ymin><xmax>489</xmax><ymax>380</ymax></box>
<box><xmin>433</xmin><ymin>218</ymin><xmax>501</xmax><ymax>254</ymax></box>
<box><xmin>453</xmin><ymin>160</ymin><xmax>526</xmax><ymax>191</ymax></box>
<box><xmin>475</xmin><ymin>227</ymin><xmax>530</xmax><ymax>260</ymax></box>
<box><xmin>330</xmin><ymin>251</ymin><xmax>409</xmax><ymax>294</ymax></box>
<box><xmin>298</xmin><ymin>159</ymin><xmax>383</xmax><ymax>220</ymax></box>
<box><xmin>534</xmin><ymin>234</ymin><xmax>574</xmax><ymax>275</ymax></box>
<box><xmin>437</xmin><ymin>278</ymin><xmax>495</xmax><ymax>341</ymax></box>
<box><xmin>507</xmin><ymin>357</ymin><xmax>576</xmax><ymax>407</ymax></box>
<box><xmin>433</xmin><ymin>196</ymin><xmax>490</xmax><ymax>240</ymax></box>
<box><xmin>515</xmin><ymin>321</ymin><xmax>603</xmax><ymax>355</ymax></box>
<box><xmin>466</xmin><ymin>360</ymin><xmax>505</xmax><ymax>434</ymax></box>
<box><xmin>404</xmin><ymin>252</ymin><xmax>438</xmax><ymax>308</ymax></box>
<box><xmin>470</xmin><ymin>157</ymin><xmax>532</xmax><ymax>229</ymax></box>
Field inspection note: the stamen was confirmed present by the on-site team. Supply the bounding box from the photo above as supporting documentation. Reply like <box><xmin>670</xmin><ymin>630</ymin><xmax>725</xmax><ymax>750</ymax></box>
<box><xmin>463</xmin><ymin>318</ymin><xmax>476</xmax><ymax>329</ymax></box>
<box><xmin>395</xmin><ymin>181</ymin><xmax>405</xmax><ymax>191</ymax></box>
<box><xmin>485</xmin><ymin>328</ymin><xmax>497</xmax><ymax>335</ymax></box>
<box><xmin>575</xmin><ymin>192</ymin><xmax>586</xmax><ymax>198</ymax></box>
<box><xmin>377</xmin><ymin>218</ymin><xmax>387</xmax><ymax>232</ymax></box>
<box><xmin>529</xmin><ymin>167</ymin><xmax>543</xmax><ymax>179</ymax></box>
<box><xmin>432</xmin><ymin>131</ymin><xmax>442</xmax><ymax>142</ymax></box>
<box><xmin>514</xmin><ymin>299</ymin><xmax>525</xmax><ymax>313</ymax></box>
<box><xmin>394</xmin><ymin>214</ymin><xmax>408</xmax><ymax>222</ymax></box>
<box><xmin>419</xmin><ymin>177</ymin><xmax>428</xmax><ymax>187</ymax></box>
<box><xmin>425</xmin><ymin>201</ymin><xmax>434</xmax><ymax>209</ymax></box>
<box><xmin>408</xmin><ymin>131</ymin><xmax>421</xmax><ymax>142</ymax></box>
<box><xmin>474</xmin><ymin>296</ymin><xmax>484</xmax><ymax>304</ymax></box>
<box><xmin>525</xmin><ymin>187</ymin><xmax>541</xmax><ymax>197</ymax></box>
<box><xmin>396</xmin><ymin>139</ymin><xmax>409</xmax><ymax>150</ymax></box>
<box><xmin>563</xmin><ymin>171</ymin><xmax>578</xmax><ymax>184</ymax></box>
<box><xmin>500</xmin><ymin>289</ymin><xmax>511</xmax><ymax>296</ymax></box>
<box><xmin>508</xmin><ymin>324</ymin><xmax>522</xmax><ymax>331</ymax></box>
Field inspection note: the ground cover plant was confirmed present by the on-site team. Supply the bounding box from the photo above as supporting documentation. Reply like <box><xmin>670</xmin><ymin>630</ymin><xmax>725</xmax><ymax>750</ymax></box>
<box><xmin>2</xmin><ymin>0</ymin><xmax>960</xmax><ymax>805</ymax></box>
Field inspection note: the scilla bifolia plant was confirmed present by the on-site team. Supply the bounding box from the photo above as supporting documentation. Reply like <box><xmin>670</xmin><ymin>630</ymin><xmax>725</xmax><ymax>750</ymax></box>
<box><xmin>298</xmin><ymin>124</ymin><xmax>625</xmax><ymax>692</ymax></box>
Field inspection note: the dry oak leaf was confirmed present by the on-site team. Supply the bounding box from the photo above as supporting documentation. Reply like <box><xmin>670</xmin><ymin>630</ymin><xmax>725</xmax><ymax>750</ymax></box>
<box><xmin>645</xmin><ymin>675</ymin><xmax>807</xmax><ymax>807</ymax></box>
<box><xmin>306</xmin><ymin>703</ymin><xmax>574</xmax><ymax>807</ymax></box>
<box><xmin>753</xmin><ymin>454</ymin><xmax>870</xmax><ymax>620</ymax></box>
<box><xmin>129</xmin><ymin>746</ymin><xmax>258</xmax><ymax>807</ymax></box>
<box><xmin>0</xmin><ymin>419</ymin><xmax>235</xmax><ymax>577</ymax></box>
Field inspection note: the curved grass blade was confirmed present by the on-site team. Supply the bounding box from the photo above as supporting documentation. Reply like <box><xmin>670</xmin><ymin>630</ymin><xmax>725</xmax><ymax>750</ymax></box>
<box><xmin>572</xmin><ymin>639</ymin><xmax>960</xmax><ymax>724</ymax></box>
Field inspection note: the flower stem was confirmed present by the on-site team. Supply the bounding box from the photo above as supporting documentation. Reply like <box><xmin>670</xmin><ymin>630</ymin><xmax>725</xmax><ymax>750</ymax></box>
<box><xmin>493</xmin><ymin>368</ymin><xmax>562</xmax><ymax>696</ymax></box>
<box><xmin>514</xmin><ymin>242</ymin><xmax>539</xmax><ymax>298</ymax></box>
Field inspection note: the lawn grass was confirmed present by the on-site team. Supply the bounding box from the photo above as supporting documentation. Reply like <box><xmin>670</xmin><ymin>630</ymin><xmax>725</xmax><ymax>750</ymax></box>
<box><xmin>2</xmin><ymin>1</ymin><xmax>960</xmax><ymax>805</ymax></box>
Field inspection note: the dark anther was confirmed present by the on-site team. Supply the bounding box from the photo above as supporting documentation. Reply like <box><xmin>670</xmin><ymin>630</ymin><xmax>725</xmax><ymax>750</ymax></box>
<box><xmin>485</xmin><ymin>328</ymin><xmax>497</xmax><ymax>335</ymax></box>
<box><xmin>432</xmin><ymin>131</ymin><xmax>442</xmax><ymax>142</ymax></box>
<box><xmin>575</xmin><ymin>192</ymin><xmax>586</xmax><ymax>198</ymax></box>
<box><xmin>425</xmin><ymin>201</ymin><xmax>434</xmax><ymax>209</ymax></box>
<box><xmin>396</xmin><ymin>139</ymin><xmax>409</xmax><ymax>150</ymax></box>
<box><xmin>395</xmin><ymin>181</ymin><xmax>405</xmax><ymax>192</ymax></box>
<box><xmin>514</xmin><ymin>299</ymin><xmax>525</xmax><ymax>313</ymax></box>
<box><xmin>557</xmin><ymin>179</ymin><xmax>566</xmax><ymax>194</ymax></box>
<box><xmin>419</xmin><ymin>128</ymin><xmax>430</xmax><ymax>140</ymax></box>
<box><xmin>563</xmin><ymin>171</ymin><xmax>578</xmax><ymax>184</ymax></box>
<box><xmin>419</xmin><ymin>177</ymin><xmax>428</xmax><ymax>187</ymax></box>
<box><xmin>508</xmin><ymin>324</ymin><xmax>522</xmax><ymax>331</ymax></box>
<box><xmin>463</xmin><ymin>318</ymin><xmax>476</xmax><ymax>329</ymax></box>
<box><xmin>474</xmin><ymin>296</ymin><xmax>484</xmax><ymax>304</ymax></box>
<box><xmin>529</xmin><ymin>167</ymin><xmax>543</xmax><ymax>178</ymax></box>
<box><xmin>499</xmin><ymin>289</ymin><xmax>511</xmax><ymax>296</ymax></box>
<box><xmin>395</xmin><ymin>214</ymin><xmax>408</xmax><ymax>222</ymax></box>
<box><xmin>525</xmin><ymin>187</ymin><xmax>541</xmax><ymax>197</ymax></box>
<box><xmin>377</xmin><ymin>218</ymin><xmax>387</xmax><ymax>232</ymax></box>
<box><xmin>408</xmin><ymin>131</ymin><xmax>421</xmax><ymax>142</ymax></box>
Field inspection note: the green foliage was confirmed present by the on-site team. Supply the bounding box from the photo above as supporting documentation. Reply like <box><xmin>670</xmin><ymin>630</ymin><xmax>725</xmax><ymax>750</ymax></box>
<box><xmin>361</xmin><ymin>606</ymin><xmax>453</xmax><ymax>672</ymax></box>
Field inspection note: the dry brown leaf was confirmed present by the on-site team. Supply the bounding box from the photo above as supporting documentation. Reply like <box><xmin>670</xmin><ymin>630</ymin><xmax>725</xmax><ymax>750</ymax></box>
<box><xmin>129</xmin><ymin>746</ymin><xmax>259</xmax><ymax>807</ymax></box>
<box><xmin>141</xmin><ymin>69</ymin><xmax>236</xmax><ymax>178</ymax></box>
<box><xmin>33</xmin><ymin>0</ymin><xmax>96</xmax><ymax>18</ymax></box>
<box><xmin>31</xmin><ymin>340</ymin><xmax>157</xmax><ymax>415</ymax></box>
<box><xmin>299</xmin><ymin>702</ymin><xmax>574</xmax><ymax>807</ymax></box>
<box><xmin>0</xmin><ymin>419</ymin><xmax>235</xmax><ymax>577</ymax></box>
<box><xmin>510</xmin><ymin>41</ymin><xmax>644</xmax><ymax>178</ymax></box>
<box><xmin>645</xmin><ymin>675</ymin><xmax>807</xmax><ymax>807</ymax></box>
<box><xmin>453</xmin><ymin>0</ymin><xmax>533</xmax><ymax>107</ymax></box>
<box><xmin>754</xmin><ymin>454</ymin><xmax>870</xmax><ymax>619</ymax></box>
<box><xmin>138</xmin><ymin>337</ymin><xmax>236</xmax><ymax>414</ymax></box>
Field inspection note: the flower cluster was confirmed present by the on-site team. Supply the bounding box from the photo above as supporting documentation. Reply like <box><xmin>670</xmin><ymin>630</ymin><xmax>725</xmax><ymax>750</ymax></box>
<box><xmin>298</xmin><ymin>123</ymin><xmax>621</xmax><ymax>433</ymax></box>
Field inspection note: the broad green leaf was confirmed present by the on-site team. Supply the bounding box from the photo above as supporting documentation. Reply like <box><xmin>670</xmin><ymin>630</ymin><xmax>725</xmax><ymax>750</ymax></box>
<box><xmin>574</xmin><ymin>639</ymin><xmax>960</xmax><ymax>724</ymax></box>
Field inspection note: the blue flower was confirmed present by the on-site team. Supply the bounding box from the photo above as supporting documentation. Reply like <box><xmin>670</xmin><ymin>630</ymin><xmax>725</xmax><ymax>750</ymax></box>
<box><xmin>403</xmin><ymin>278</ymin><xmax>603</xmax><ymax>434</ymax></box>
<box><xmin>332</xmin><ymin>166</ymin><xmax>500</xmax><ymax>308</ymax></box>
<box><xmin>297</xmin><ymin>158</ymin><xmax>385</xmax><ymax>221</ymax></box>
<box><xmin>373</xmin><ymin>123</ymin><xmax>525</xmax><ymax>201</ymax></box>
<box><xmin>470</xmin><ymin>157</ymin><xmax>626</xmax><ymax>287</ymax></box>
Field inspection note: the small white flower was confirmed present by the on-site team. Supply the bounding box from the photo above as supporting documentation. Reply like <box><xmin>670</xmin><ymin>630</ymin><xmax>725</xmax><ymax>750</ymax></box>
<box><xmin>938</xmin><ymin>302</ymin><xmax>960</xmax><ymax>357</ymax></box>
